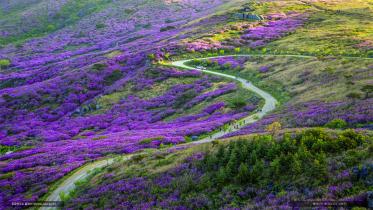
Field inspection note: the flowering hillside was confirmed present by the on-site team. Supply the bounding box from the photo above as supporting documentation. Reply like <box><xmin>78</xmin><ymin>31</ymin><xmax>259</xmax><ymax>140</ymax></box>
<box><xmin>63</xmin><ymin>129</ymin><xmax>373</xmax><ymax>209</ymax></box>
<box><xmin>0</xmin><ymin>0</ymin><xmax>372</xmax><ymax>209</ymax></box>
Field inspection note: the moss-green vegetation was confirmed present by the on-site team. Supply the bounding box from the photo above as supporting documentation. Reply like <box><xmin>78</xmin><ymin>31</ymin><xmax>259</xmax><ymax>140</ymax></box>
<box><xmin>138</xmin><ymin>78</ymin><xmax>196</xmax><ymax>100</ymax></box>
<box><xmin>103</xmin><ymin>70</ymin><xmax>123</xmax><ymax>86</ymax></box>
<box><xmin>0</xmin><ymin>78</ymin><xmax>25</xmax><ymax>89</ymax></box>
<box><xmin>325</xmin><ymin>119</ymin><xmax>348</xmax><ymax>129</ymax></box>
<box><xmin>0</xmin><ymin>59</ymin><xmax>11</xmax><ymax>68</ymax></box>
<box><xmin>92</xmin><ymin>136</ymin><xmax>108</xmax><ymax>141</ymax></box>
<box><xmin>105</xmin><ymin>50</ymin><xmax>122</xmax><ymax>58</ymax></box>
<box><xmin>139</xmin><ymin>136</ymin><xmax>165</xmax><ymax>145</ymax></box>
<box><xmin>91</xmin><ymin>63</ymin><xmax>108</xmax><ymax>72</ymax></box>
<box><xmin>0</xmin><ymin>145</ymin><xmax>33</xmax><ymax>155</ymax></box>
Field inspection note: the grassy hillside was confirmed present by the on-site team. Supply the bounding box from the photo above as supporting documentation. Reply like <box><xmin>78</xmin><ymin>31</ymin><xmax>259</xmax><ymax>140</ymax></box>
<box><xmin>59</xmin><ymin>1</ymin><xmax>372</xmax><ymax>208</ymax></box>
<box><xmin>0</xmin><ymin>0</ymin><xmax>112</xmax><ymax>45</ymax></box>
<box><xmin>62</xmin><ymin>128</ymin><xmax>373</xmax><ymax>209</ymax></box>
<box><xmin>169</xmin><ymin>0</ymin><xmax>372</xmax><ymax>137</ymax></box>
<box><xmin>0</xmin><ymin>0</ymin><xmax>372</xmax><ymax>209</ymax></box>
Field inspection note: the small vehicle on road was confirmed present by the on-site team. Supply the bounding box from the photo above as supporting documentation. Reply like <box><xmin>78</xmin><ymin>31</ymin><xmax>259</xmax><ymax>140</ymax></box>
<box><xmin>196</xmin><ymin>66</ymin><xmax>207</xmax><ymax>70</ymax></box>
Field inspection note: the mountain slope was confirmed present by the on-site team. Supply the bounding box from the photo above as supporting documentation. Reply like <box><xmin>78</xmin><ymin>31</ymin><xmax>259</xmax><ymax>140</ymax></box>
<box><xmin>0</xmin><ymin>0</ymin><xmax>372</xmax><ymax>209</ymax></box>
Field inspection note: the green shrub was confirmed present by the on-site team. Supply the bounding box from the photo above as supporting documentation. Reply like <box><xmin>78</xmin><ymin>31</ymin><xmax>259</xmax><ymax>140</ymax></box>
<box><xmin>96</xmin><ymin>23</ymin><xmax>106</xmax><ymax>29</ymax></box>
<box><xmin>346</xmin><ymin>92</ymin><xmax>362</xmax><ymax>102</ymax></box>
<box><xmin>124</xmin><ymin>9</ymin><xmax>134</xmax><ymax>14</ymax></box>
<box><xmin>160</xmin><ymin>26</ymin><xmax>176</xmax><ymax>32</ymax></box>
<box><xmin>223</xmin><ymin>62</ymin><xmax>232</xmax><ymax>70</ymax></box>
<box><xmin>229</xmin><ymin>97</ymin><xmax>247</xmax><ymax>109</ymax></box>
<box><xmin>144</xmin><ymin>68</ymin><xmax>161</xmax><ymax>78</ymax></box>
<box><xmin>92</xmin><ymin>136</ymin><xmax>108</xmax><ymax>140</ymax></box>
<box><xmin>92</xmin><ymin>63</ymin><xmax>107</xmax><ymax>71</ymax></box>
<box><xmin>147</xmin><ymin>53</ymin><xmax>155</xmax><ymax>60</ymax></box>
<box><xmin>189</xmin><ymin>59</ymin><xmax>202</xmax><ymax>66</ymax></box>
<box><xmin>184</xmin><ymin>136</ymin><xmax>192</xmax><ymax>143</ymax></box>
<box><xmin>325</xmin><ymin>118</ymin><xmax>348</xmax><ymax>129</ymax></box>
<box><xmin>104</xmin><ymin>70</ymin><xmax>123</xmax><ymax>86</ymax></box>
<box><xmin>367</xmin><ymin>50</ymin><xmax>373</xmax><ymax>58</ymax></box>
<box><xmin>0</xmin><ymin>59</ymin><xmax>10</xmax><ymax>68</ymax></box>
<box><xmin>47</xmin><ymin>24</ymin><xmax>56</xmax><ymax>31</ymax></box>
<box><xmin>0</xmin><ymin>172</ymin><xmax>14</xmax><ymax>180</ymax></box>
<box><xmin>0</xmin><ymin>145</ymin><xmax>32</xmax><ymax>155</ymax></box>
<box><xmin>0</xmin><ymin>78</ymin><xmax>25</xmax><ymax>89</ymax></box>
<box><xmin>174</xmin><ymin>89</ymin><xmax>197</xmax><ymax>108</ymax></box>
<box><xmin>361</xmin><ymin>84</ymin><xmax>373</xmax><ymax>99</ymax></box>
<box><xmin>139</xmin><ymin>136</ymin><xmax>165</xmax><ymax>145</ymax></box>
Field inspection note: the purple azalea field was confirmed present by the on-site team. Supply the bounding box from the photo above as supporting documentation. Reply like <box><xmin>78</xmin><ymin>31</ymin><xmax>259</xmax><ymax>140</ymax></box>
<box><xmin>0</xmin><ymin>0</ymin><xmax>372</xmax><ymax>209</ymax></box>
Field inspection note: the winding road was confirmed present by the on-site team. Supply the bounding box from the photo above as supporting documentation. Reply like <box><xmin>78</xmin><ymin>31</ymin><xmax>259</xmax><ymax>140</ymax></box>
<box><xmin>171</xmin><ymin>57</ymin><xmax>277</xmax><ymax>143</ymax></box>
<box><xmin>41</xmin><ymin>55</ymin><xmax>277</xmax><ymax>209</ymax></box>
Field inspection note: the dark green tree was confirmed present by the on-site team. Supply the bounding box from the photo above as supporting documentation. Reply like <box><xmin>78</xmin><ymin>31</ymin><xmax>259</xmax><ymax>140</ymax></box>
<box><xmin>291</xmin><ymin>154</ymin><xmax>302</xmax><ymax>176</ymax></box>
<box><xmin>252</xmin><ymin>159</ymin><xmax>264</xmax><ymax>183</ymax></box>
<box><xmin>346</xmin><ymin>92</ymin><xmax>362</xmax><ymax>104</ymax></box>
<box><xmin>236</xmin><ymin>163</ymin><xmax>250</xmax><ymax>184</ymax></box>
<box><xmin>226</xmin><ymin>148</ymin><xmax>240</xmax><ymax>177</ymax></box>
<box><xmin>270</xmin><ymin>158</ymin><xmax>281</xmax><ymax>177</ymax></box>
<box><xmin>216</xmin><ymin>167</ymin><xmax>228</xmax><ymax>185</ymax></box>
<box><xmin>204</xmin><ymin>154</ymin><xmax>218</xmax><ymax>171</ymax></box>
<box><xmin>310</xmin><ymin>153</ymin><xmax>328</xmax><ymax>184</ymax></box>
<box><xmin>216</xmin><ymin>145</ymin><xmax>226</xmax><ymax>166</ymax></box>
<box><xmin>361</xmin><ymin>84</ymin><xmax>373</xmax><ymax>99</ymax></box>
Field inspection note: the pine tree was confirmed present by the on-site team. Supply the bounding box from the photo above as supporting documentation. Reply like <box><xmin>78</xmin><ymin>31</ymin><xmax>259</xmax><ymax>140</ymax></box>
<box><xmin>216</xmin><ymin>145</ymin><xmax>226</xmax><ymax>166</ymax></box>
<box><xmin>249</xmin><ymin>151</ymin><xmax>257</xmax><ymax>165</ymax></box>
<box><xmin>237</xmin><ymin>163</ymin><xmax>250</xmax><ymax>184</ymax></box>
<box><xmin>270</xmin><ymin>158</ymin><xmax>281</xmax><ymax>177</ymax></box>
<box><xmin>252</xmin><ymin>160</ymin><xmax>264</xmax><ymax>183</ymax></box>
<box><xmin>216</xmin><ymin>167</ymin><xmax>227</xmax><ymax>185</ymax></box>
<box><xmin>240</xmin><ymin>142</ymin><xmax>249</xmax><ymax>162</ymax></box>
<box><xmin>204</xmin><ymin>154</ymin><xmax>218</xmax><ymax>171</ymax></box>
<box><xmin>311</xmin><ymin>153</ymin><xmax>328</xmax><ymax>184</ymax></box>
<box><xmin>226</xmin><ymin>148</ymin><xmax>240</xmax><ymax>177</ymax></box>
<box><xmin>291</xmin><ymin>154</ymin><xmax>302</xmax><ymax>176</ymax></box>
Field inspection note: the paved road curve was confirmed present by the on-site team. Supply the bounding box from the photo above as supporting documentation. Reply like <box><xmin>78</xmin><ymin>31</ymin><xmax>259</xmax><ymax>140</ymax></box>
<box><xmin>41</xmin><ymin>55</ymin><xmax>277</xmax><ymax>209</ymax></box>
<box><xmin>40</xmin><ymin>157</ymin><xmax>129</xmax><ymax>210</ymax></box>
<box><xmin>171</xmin><ymin>57</ymin><xmax>277</xmax><ymax>143</ymax></box>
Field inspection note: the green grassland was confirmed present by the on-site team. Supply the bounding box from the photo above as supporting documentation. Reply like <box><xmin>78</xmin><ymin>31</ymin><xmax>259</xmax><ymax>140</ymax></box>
<box><xmin>267</xmin><ymin>1</ymin><xmax>373</xmax><ymax>57</ymax></box>
<box><xmin>187</xmin><ymin>55</ymin><xmax>372</xmax><ymax>106</ymax></box>
<box><xmin>242</xmin><ymin>56</ymin><xmax>372</xmax><ymax>103</ymax></box>
<box><xmin>176</xmin><ymin>0</ymin><xmax>372</xmax><ymax>59</ymax></box>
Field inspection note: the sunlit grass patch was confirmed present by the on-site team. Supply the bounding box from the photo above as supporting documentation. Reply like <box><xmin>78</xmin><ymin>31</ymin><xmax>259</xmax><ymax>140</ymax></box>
<box><xmin>104</xmin><ymin>50</ymin><xmax>122</xmax><ymax>58</ymax></box>
<box><xmin>267</xmin><ymin>2</ymin><xmax>373</xmax><ymax>57</ymax></box>
<box><xmin>135</xmin><ymin>77</ymin><xmax>198</xmax><ymax>100</ymax></box>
